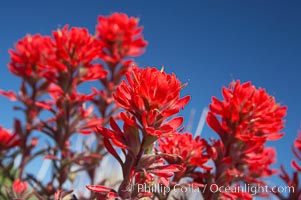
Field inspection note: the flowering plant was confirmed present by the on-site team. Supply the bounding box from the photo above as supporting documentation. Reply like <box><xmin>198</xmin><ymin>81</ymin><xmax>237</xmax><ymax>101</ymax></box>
<box><xmin>0</xmin><ymin>12</ymin><xmax>299</xmax><ymax>200</ymax></box>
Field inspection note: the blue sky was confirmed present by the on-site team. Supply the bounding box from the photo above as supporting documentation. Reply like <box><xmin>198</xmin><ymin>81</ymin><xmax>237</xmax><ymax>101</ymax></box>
<box><xmin>0</xmin><ymin>0</ymin><xmax>301</xmax><ymax>196</ymax></box>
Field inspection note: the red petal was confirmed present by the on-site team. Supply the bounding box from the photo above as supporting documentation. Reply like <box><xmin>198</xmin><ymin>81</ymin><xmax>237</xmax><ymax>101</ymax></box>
<box><xmin>35</xmin><ymin>102</ymin><xmax>52</xmax><ymax>110</ymax></box>
<box><xmin>109</xmin><ymin>118</ymin><xmax>123</xmax><ymax>137</ymax></box>
<box><xmin>106</xmin><ymin>192</ymin><xmax>119</xmax><ymax>198</ymax></box>
<box><xmin>161</xmin><ymin>108</ymin><xmax>179</xmax><ymax>118</ymax></box>
<box><xmin>120</xmin><ymin>112</ymin><xmax>137</xmax><ymax>127</ymax></box>
<box><xmin>209</xmin><ymin>96</ymin><xmax>223</xmax><ymax>114</ymax></box>
<box><xmin>292</xmin><ymin>160</ymin><xmax>301</xmax><ymax>172</ymax></box>
<box><xmin>206</xmin><ymin>112</ymin><xmax>224</xmax><ymax>136</ymax></box>
<box><xmin>79</xmin><ymin>129</ymin><xmax>92</xmax><ymax>134</ymax></box>
<box><xmin>222</xmin><ymin>157</ymin><xmax>232</xmax><ymax>164</ymax></box>
<box><xmin>103</xmin><ymin>138</ymin><xmax>123</xmax><ymax>164</ymax></box>
<box><xmin>150</xmin><ymin>164</ymin><xmax>183</xmax><ymax>173</ymax></box>
<box><xmin>0</xmin><ymin>90</ymin><xmax>17</xmax><ymax>101</ymax></box>
<box><xmin>86</xmin><ymin>185</ymin><xmax>112</xmax><ymax>193</ymax></box>
<box><xmin>159</xmin><ymin>177</ymin><xmax>169</xmax><ymax>187</ymax></box>
<box><xmin>84</xmin><ymin>119</ymin><xmax>103</xmax><ymax>128</ymax></box>
<box><xmin>160</xmin><ymin>117</ymin><xmax>183</xmax><ymax>132</ymax></box>
<box><xmin>152</xmin><ymin>171</ymin><xmax>174</xmax><ymax>177</ymax></box>
<box><xmin>267</xmin><ymin>133</ymin><xmax>284</xmax><ymax>140</ymax></box>
<box><xmin>44</xmin><ymin>155</ymin><xmax>58</xmax><ymax>160</ymax></box>
<box><xmin>166</xmin><ymin>117</ymin><xmax>183</xmax><ymax>129</ymax></box>
<box><xmin>134</xmin><ymin>95</ymin><xmax>145</xmax><ymax>110</ymax></box>
<box><xmin>96</xmin><ymin>126</ymin><xmax>127</xmax><ymax>149</ymax></box>
<box><xmin>176</xmin><ymin>96</ymin><xmax>190</xmax><ymax>109</ymax></box>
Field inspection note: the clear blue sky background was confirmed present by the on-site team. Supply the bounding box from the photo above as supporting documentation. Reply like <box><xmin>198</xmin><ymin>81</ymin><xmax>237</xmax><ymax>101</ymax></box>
<box><xmin>0</xmin><ymin>0</ymin><xmax>300</xmax><ymax>196</ymax></box>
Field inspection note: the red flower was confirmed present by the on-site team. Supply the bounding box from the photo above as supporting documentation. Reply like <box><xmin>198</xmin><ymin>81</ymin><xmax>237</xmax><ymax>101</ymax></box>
<box><xmin>291</xmin><ymin>133</ymin><xmax>301</xmax><ymax>172</ymax></box>
<box><xmin>207</xmin><ymin>80</ymin><xmax>287</xmax><ymax>143</ymax></box>
<box><xmin>53</xmin><ymin>25</ymin><xmax>101</xmax><ymax>69</ymax></box>
<box><xmin>12</xmin><ymin>179</ymin><xmax>27</xmax><ymax>194</ymax></box>
<box><xmin>9</xmin><ymin>34</ymin><xmax>55</xmax><ymax>79</ymax></box>
<box><xmin>244</xmin><ymin>147</ymin><xmax>277</xmax><ymax>178</ymax></box>
<box><xmin>50</xmin><ymin>25</ymin><xmax>107</xmax><ymax>83</ymax></box>
<box><xmin>87</xmin><ymin>156</ymin><xmax>182</xmax><ymax>199</ymax></box>
<box><xmin>79</xmin><ymin>63</ymin><xmax>108</xmax><ymax>82</ymax></box>
<box><xmin>276</xmin><ymin>132</ymin><xmax>301</xmax><ymax>199</ymax></box>
<box><xmin>86</xmin><ymin>185</ymin><xmax>120</xmax><ymax>200</ymax></box>
<box><xmin>0</xmin><ymin>126</ymin><xmax>21</xmax><ymax>151</ymax></box>
<box><xmin>136</xmin><ymin>155</ymin><xmax>183</xmax><ymax>186</ymax></box>
<box><xmin>114</xmin><ymin>67</ymin><xmax>190</xmax><ymax>137</ymax></box>
<box><xmin>96</xmin><ymin>117</ymin><xmax>132</xmax><ymax>150</ymax></box>
<box><xmin>157</xmin><ymin>133</ymin><xmax>211</xmax><ymax>170</ymax></box>
<box><xmin>96</xmin><ymin>13</ymin><xmax>147</xmax><ymax>63</ymax></box>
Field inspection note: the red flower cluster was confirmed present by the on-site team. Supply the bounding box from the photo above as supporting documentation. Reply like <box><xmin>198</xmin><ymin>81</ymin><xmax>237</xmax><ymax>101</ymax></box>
<box><xmin>157</xmin><ymin>133</ymin><xmax>211</xmax><ymax>170</ymax></box>
<box><xmin>0</xmin><ymin>126</ymin><xmax>21</xmax><ymax>151</ymax></box>
<box><xmin>207</xmin><ymin>80</ymin><xmax>287</xmax><ymax>143</ymax></box>
<box><xmin>292</xmin><ymin>133</ymin><xmax>301</xmax><ymax>172</ymax></box>
<box><xmin>9</xmin><ymin>26</ymin><xmax>107</xmax><ymax>87</ymax></box>
<box><xmin>50</xmin><ymin>25</ymin><xmax>107</xmax><ymax>84</ymax></box>
<box><xmin>204</xmin><ymin>80</ymin><xmax>287</xmax><ymax>199</ymax></box>
<box><xmin>114</xmin><ymin>67</ymin><xmax>190</xmax><ymax>137</ymax></box>
<box><xmin>9</xmin><ymin>34</ymin><xmax>55</xmax><ymax>79</ymax></box>
<box><xmin>53</xmin><ymin>26</ymin><xmax>100</xmax><ymax>69</ymax></box>
<box><xmin>90</xmin><ymin>66</ymin><xmax>190</xmax><ymax>199</ymax></box>
<box><xmin>96</xmin><ymin>13</ymin><xmax>147</xmax><ymax>63</ymax></box>
<box><xmin>2</xmin><ymin>11</ymin><xmax>297</xmax><ymax>200</ymax></box>
<box><xmin>1</xmin><ymin>13</ymin><xmax>146</xmax><ymax>199</ymax></box>
<box><xmin>6</xmin><ymin>21</ymin><xmax>109</xmax><ymax>140</ymax></box>
<box><xmin>245</xmin><ymin>147</ymin><xmax>277</xmax><ymax>178</ymax></box>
